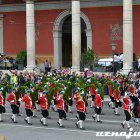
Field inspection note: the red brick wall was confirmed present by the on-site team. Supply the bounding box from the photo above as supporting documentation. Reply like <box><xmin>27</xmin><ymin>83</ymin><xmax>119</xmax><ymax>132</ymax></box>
<box><xmin>133</xmin><ymin>5</ymin><xmax>140</xmax><ymax>56</ymax></box>
<box><xmin>82</xmin><ymin>6</ymin><xmax>123</xmax><ymax>56</ymax></box>
<box><xmin>3</xmin><ymin>9</ymin><xmax>63</xmax><ymax>55</ymax></box>
<box><xmin>3</xmin><ymin>12</ymin><xmax>26</xmax><ymax>54</ymax></box>
<box><xmin>35</xmin><ymin>10</ymin><xmax>63</xmax><ymax>55</ymax></box>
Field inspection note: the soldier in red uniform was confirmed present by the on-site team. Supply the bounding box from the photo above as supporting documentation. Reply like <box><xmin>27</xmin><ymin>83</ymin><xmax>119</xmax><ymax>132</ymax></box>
<box><xmin>108</xmin><ymin>84</ymin><xmax>115</xmax><ymax>109</ymax></box>
<box><xmin>68</xmin><ymin>91</ymin><xmax>73</xmax><ymax>113</ymax></box>
<box><xmin>89</xmin><ymin>86</ymin><xmax>96</xmax><ymax>108</ymax></box>
<box><xmin>20</xmin><ymin>89</ymin><xmax>33</xmax><ymax>125</ymax></box>
<box><xmin>35</xmin><ymin>89</ymin><xmax>42</xmax><ymax>112</ymax></box>
<box><xmin>51</xmin><ymin>90</ymin><xmax>59</xmax><ymax>112</ymax></box>
<box><xmin>121</xmin><ymin>93</ymin><xmax>133</xmax><ymax>131</ymax></box>
<box><xmin>30</xmin><ymin>87</ymin><xmax>37</xmax><ymax>118</ymax></box>
<box><xmin>56</xmin><ymin>91</ymin><xmax>66</xmax><ymax>127</ymax></box>
<box><xmin>75</xmin><ymin>95</ymin><xmax>86</xmax><ymax>130</ymax></box>
<box><xmin>38</xmin><ymin>90</ymin><xmax>49</xmax><ymax>126</ymax></box>
<box><xmin>132</xmin><ymin>93</ymin><xmax>139</xmax><ymax>123</ymax></box>
<box><xmin>75</xmin><ymin>90</ymin><xmax>80</xmax><ymax>120</ymax></box>
<box><xmin>92</xmin><ymin>91</ymin><xmax>102</xmax><ymax>123</ymax></box>
<box><xmin>7</xmin><ymin>88</ymin><xmax>19</xmax><ymax>123</ymax></box>
<box><xmin>0</xmin><ymin>88</ymin><xmax>5</xmax><ymax>122</ymax></box>
<box><xmin>114</xmin><ymin>87</ymin><xmax>122</xmax><ymax>116</ymax></box>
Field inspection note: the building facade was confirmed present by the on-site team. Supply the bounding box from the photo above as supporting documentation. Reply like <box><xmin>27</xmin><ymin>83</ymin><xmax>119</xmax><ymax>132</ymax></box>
<box><xmin>0</xmin><ymin>0</ymin><xmax>139</xmax><ymax>71</ymax></box>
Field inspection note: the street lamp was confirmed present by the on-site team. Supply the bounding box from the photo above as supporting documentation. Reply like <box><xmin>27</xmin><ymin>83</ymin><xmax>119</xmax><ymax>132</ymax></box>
<box><xmin>111</xmin><ymin>41</ymin><xmax>117</xmax><ymax>75</ymax></box>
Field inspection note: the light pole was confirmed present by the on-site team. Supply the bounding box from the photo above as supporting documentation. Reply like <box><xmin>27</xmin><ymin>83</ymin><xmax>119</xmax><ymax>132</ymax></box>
<box><xmin>111</xmin><ymin>41</ymin><xmax>117</xmax><ymax>75</ymax></box>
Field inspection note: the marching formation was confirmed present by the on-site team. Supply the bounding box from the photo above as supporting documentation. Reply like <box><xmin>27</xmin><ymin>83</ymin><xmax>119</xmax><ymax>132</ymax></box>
<box><xmin>0</xmin><ymin>70</ymin><xmax>140</xmax><ymax>131</ymax></box>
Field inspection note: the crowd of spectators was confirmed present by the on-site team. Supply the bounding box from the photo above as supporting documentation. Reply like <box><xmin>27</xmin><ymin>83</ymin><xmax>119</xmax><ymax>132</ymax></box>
<box><xmin>0</xmin><ymin>54</ymin><xmax>18</xmax><ymax>70</ymax></box>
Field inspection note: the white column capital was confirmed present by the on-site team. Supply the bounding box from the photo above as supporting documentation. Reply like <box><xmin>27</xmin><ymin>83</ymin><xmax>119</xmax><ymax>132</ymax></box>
<box><xmin>26</xmin><ymin>0</ymin><xmax>35</xmax><ymax>4</ymax></box>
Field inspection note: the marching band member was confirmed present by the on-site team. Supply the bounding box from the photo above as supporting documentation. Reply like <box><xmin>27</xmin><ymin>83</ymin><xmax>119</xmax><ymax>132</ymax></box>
<box><xmin>51</xmin><ymin>91</ymin><xmax>59</xmax><ymax>112</ymax></box>
<box><xmin>30</xmin><ymin>87</ymin><xmax>37</xmax><ymax>118</ymax></box>
<box><xmin>114</xmin><ymin>87</ymin><xmax>121</xmax><ymax>116</ymax></box>
<box><xmin>121</xmin><ymin>92</ymin><xmax>133</xmax><ymax>131</ymax></box>
<box><xmin>56</xmin><ymin>91</ymin><xmax>66</xmax><ymax>127</ymax></box>
<box><xmin>75</xmin><ymin>89</ymin><xmax>80</xmax><ymax>120</ymax></box>
<box><xmin>68</xmin><ymin>91</ymin><xmax>73</xmax><ymax>113</ymax></box>
<box><xmin>108</xmin><ymin>84</ymin><xmax>115</xmax><ymax>109</ymax></box>
<box><xmin>7</xmin><ymin>88</ymin><xmax>19</xmax><ymax>123</ymax></box>
<box><xmin>129</xmin><ymin>82</ymin><xmax>136</xmax><ymax>103</ymax></box>
<box><xmin>20</xmin><ymin>89</ymin><xmax>33</xmax><ymax>125</ymax></box>
<box><xmin>0</xmin><ymin>88</ymin><xmax>5</xmax><ymax>122</ymax></box>
<box><xmin>75</xmin><ymin>92</ymin><xmax>86</xmax><ymax>130</ymax></box>
<box><xmin>92</xmin><ymin>90</ymin><xmax>102</xmax><ymax>123</ymax></box>
<box><xmin>132</xmin><ymin>93</ymin><xmax>139</xmax><ymax>123</ymax></box>
<box><xmin>35</xmin><ymin>89</ymin><xmax>42</xmax><ymax>112</ymax></box>
<box><xmin>89</xmin><ymin>86</ymin><xmax>96</xmax><ymax>108</ymax></box>
<box><xmin>38</xmin><ymin>90</ymin><xmax>49</xmax><ymax>126</ymax></box>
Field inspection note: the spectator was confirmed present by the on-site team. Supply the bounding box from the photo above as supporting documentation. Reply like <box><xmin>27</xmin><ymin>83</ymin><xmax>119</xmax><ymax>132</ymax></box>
<box><xmin>48</xmin><ymin>61</ymin><xmax>52</xmax><ymax>72</ymax></box>
<box><xmin>44</xmin><ymin>60</ymin><xmax>49</xmax><ymax>73</ymax></box>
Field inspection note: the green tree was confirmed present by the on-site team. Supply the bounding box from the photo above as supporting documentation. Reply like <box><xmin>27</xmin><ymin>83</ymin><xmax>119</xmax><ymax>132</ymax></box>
<box><xmin>16</xmin><ymin>50</ymin><xmax>27</xmax><ymax>63</ymax></box>
<box><xmin>81</xmin><ymin>47</ymin><xmax>94</xmax><ymax>67</ymax></box>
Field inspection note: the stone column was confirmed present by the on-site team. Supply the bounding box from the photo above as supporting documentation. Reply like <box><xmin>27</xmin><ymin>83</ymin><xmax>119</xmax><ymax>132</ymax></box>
<box><xmin>53</xmin><ymin>30</ymin><xmax>62</xmax><ymax>69</ymax></box>
<box><xmin>0</xmin><ymin>14</ymin><xmax>3</xmax><ymax>54</ymax></box>
<box><xmin>26</xmin><ymin>0</ymin><xmax>36</xmax><ymax>70</ymax></box>
<box><xmin>72</xmin><ymin>1</ymin><xmax>81</xmax><ymax>71</ymax></box>
<box><xmin>123</xmin><ymin>0</ymin><xmax>133</xmax><ymax>73</ymax></box>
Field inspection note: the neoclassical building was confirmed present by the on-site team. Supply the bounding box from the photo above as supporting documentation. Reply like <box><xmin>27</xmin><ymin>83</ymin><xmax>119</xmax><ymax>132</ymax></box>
<box><xmin>0</xmin><ymin>0</ymin><xmax>139</xmax><ymax>72</ymax></box>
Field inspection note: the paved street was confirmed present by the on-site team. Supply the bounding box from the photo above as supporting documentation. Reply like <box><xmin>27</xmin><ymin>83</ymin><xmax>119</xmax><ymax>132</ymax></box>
<box><xmin>0</xmin><ymin>98</ymin><xmax>140</xmax><ymax>140</ymax></box>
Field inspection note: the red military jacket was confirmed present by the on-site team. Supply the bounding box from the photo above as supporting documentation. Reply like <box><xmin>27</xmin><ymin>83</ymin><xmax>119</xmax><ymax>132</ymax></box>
<box><xmin>94</xmin><ymin>94</ymin><xmax>102</xmax><ymax>108</ymax></box>
<box><xmin>114</xmin><ymin>89</ymin><xmax>121</xmax><ymax>101</ymax></box>
<box><xmin>122</xmin><ymin>97</ymin><xmax>131</xmax><ymax>111</ymax></box>
<box><xmin>22</xmin><ymin>94</ymin><xmax>33</xmax><ymax>109</ymax></box>
<box><xmin>7</xmin><ymin>92</ymin><xmax>17</xmax><ymax>105</ymax></box>
<box><xmin>89</xmin><ymin>87</ymin><xmax>96</xmax><ymax>95</ymax></box>
<box><xmin>56</xmin><ymin>96</ymin><xmax>65</xmax><ymax>110</ymax></box>
<box><xmin>76</xmin><ymin>98</ymin><xmax>85</xmax><ymax>112</ymax></box>
<box><xmin>0</xmin><ymin>94</ymin><xmax>4</xmax><ymax>106</ymax></box>
<box><xmin>129</xmin><ymin>85</ymin><xmax>136</xmax><ymax>96</ymax></box>
<box><xmin>39</xmin><ymin>96</ymin><xmax>48</xmax><ymax>110</ymax></box>
<box><xmin>108</xmin><ymin>84</ymin><xmax>113</xmax><ymax>97</ymax></box>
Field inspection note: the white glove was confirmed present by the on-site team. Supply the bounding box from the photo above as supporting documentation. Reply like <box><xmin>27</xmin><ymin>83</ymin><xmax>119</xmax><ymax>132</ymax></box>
<box><xmin>18</xmin><ymin>98</ymin><xmax>22</xmax><ymax>102</ymax></box>
<box><xmin>10</xmin><ymin>100</ymin><xmax>14</xmax><ymax>103</ymax></box>
<box><xmin>40</xmin><ymin>93</ymin><xmax>43</xmax><ymax>97</ymax></box>
<box><xmin>117</xmin><ymin>100</ymin><xmax>119</xmax><ymax>102</ymax></box>
<box><xmin>97</xmin><ymin>106</ymin><xmax>99</xmax><ymax>109</ymax></box>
